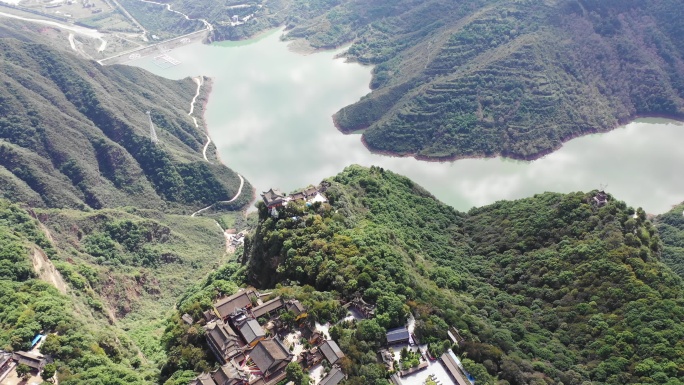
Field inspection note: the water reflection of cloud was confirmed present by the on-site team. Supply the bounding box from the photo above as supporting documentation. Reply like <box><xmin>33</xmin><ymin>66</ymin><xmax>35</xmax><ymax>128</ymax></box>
<box><xmin>130</xmin><ymin>35</ymin><xmax>684</xmax><ymax>215</ymax></box>
<box><xmin>222</xmin><ymin>113</ymin><xmax>275</xmax><ymax>145</ymax></box>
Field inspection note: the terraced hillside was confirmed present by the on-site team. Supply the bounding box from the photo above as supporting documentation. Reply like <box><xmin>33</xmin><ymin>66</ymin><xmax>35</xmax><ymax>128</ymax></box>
<box><xmin>326</xmin><ymin>0</ymin><xmax>684</xmax><ymax>159</ymax></box>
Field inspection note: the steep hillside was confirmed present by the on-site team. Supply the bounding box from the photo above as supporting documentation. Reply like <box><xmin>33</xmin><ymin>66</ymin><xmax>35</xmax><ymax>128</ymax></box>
<box><xmin>0</xmin><ymin>199</ymin><xmax>150</xmax><ymax>384</ymax></box>
<box><xmin>0</xmin><ymin>36</ymin><xmax>251</xmax><ymax>212</ymax></box>
<box><xmin>130</xmin><ymin>0</ymin><xmax>684</xmax><ymax>160</ymax></box>
<box><xmin>238</xmin><ymin>166</ymin><xmax>684</xmax><ymax>384</ymax></box>
<box><xmin>0</xmin><ymin>197</ymin><xmax>238</xmax><ymax>384</ymax></box>
<box><xmin>0</xmin><ymin>27</ymin><xmax>256</xmax><ymax>384</ymax></box>
<box><xmin>35</xmin><ymin>207</ymin><xmax>236</xmax><ymax>367</ymax></box>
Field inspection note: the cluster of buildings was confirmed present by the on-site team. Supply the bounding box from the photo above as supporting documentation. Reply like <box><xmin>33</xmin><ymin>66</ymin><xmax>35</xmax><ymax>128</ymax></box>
<box><xmin>0</xmin><ymin>348</ymin><xmax>50</xmax><ymax>382</ymax></box>
<box><xmin>261</xmin><ymin>184</ymin><xmax>329</xmax><ymax>215</ymax></box>
<box><xmin>189</xmin><ymin>289</ymin><xmax>347</xmax><ymax>385</ymax></box>
<box><xmin>225</xmin><ymin>230</ymin><xmax>246</xmax><ymax>252</ymax></box>
<box><xmin>378</xmin><ymin>324</ymin><xmax>474</xmax><ymax>385</ymax></box>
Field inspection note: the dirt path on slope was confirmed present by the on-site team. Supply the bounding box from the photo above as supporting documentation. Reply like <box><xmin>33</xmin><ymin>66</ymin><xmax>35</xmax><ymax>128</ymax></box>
<box><xmin>30</xmin><ymin>246</ymin><xmax>68</xmax><ymax>295</ymax></box>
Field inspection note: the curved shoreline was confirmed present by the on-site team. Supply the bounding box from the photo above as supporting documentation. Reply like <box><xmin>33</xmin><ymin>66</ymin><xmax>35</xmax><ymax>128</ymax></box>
<box><xmin>340</xmin><ymin>113</ymin><xmax>684</xmax><ymax>164</ymax></box>
<box><xmin>187</xmin><ymin>76</ymin><xmax>253</xmax><ymax>215</ymax></box>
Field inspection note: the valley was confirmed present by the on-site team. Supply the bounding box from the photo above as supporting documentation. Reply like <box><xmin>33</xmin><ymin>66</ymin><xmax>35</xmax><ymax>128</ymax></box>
<box><xmin>0</xmin><ymin>1</ymin><xmax>683</xmax><ymax>385</ymax></box>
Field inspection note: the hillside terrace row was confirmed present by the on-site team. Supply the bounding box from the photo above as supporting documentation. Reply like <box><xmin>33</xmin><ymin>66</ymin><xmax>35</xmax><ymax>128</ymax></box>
<box><xmin>188</xmin><ymin>289</ymin><xmax>347</xmax><ymax>385</ymax></box>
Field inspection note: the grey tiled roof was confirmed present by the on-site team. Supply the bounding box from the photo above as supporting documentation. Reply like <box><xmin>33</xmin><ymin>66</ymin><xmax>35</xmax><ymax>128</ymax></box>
<box><xmin>386</xmin><ymin>327</ymin><xmax>410</xmax><ymax>344</ymax></box>
<box><xmin>320</xmin><ymin>368</ymin><xmax>345</xmax><ymax>385</ymax></box>
<box><xmin>319</xmin><ymin>340</ymin><xmax>344</xmax><ymax>364</ymax></box>
<box><xmin>250</xmin><ymin>339</ymin><xmax>292</xmax><ymax>376</ymax></box>
<box><xmin>215</xmin><ymin>290</ymin><xmax>254</xmax><ymax>319</ymax></box>
<box><xmin>240</xmin><ymin>319</ymin><xmax>265</xmax><ymax>344</ymax></box>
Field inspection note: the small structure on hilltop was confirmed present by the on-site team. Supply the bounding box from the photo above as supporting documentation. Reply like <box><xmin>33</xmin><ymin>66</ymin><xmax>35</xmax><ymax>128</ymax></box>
<box><xmin>303</xmin><ymin>347</ymin><xmax>323</xmax><ymax>368</ymax></box>
<box><xmin>301</xmin><ymin>326</ymin><xmax>324</xmax><ymax>346</ymax></box>
<box><xmin>261</xmin><ymin>189</ymin><xmax>287</xmax><ymax>209</ymax></box>
<box><xmin>592</xmin><ymin>185</ymin><xmax>609</xmax><ymax>207</ymax></box>
<box><xmin>261</xmin><ymin>185</ymin><xmax>329</xmax><ymax>214</ymax></box>
<box><xmin>182</xmin><ymin>313</ymin><xmax>194</xmax><ymax>325</ymax></box>
<box><xmin>13</xmin><ymin>351</ymin><xmax>47</xmax><ymax>371</ymax></box>
<box><xmin>319</xmin><ymin>340</ymin><xmax>345</xmax><ymax>365</ymax></box>
<box><xmin>592</xmin><ymin>190</ymin><xmax>608</xmax><ymax>207</ymax></box>
<box><xmin>379</xmin><ymin>349</ymin><xmax>395</xmax><ymax>371</ymax></box>
<box><xmin>191</xmin><ymin>359</ymin><xmax>249</xmax><ymax>385</ymax></box>
<box><xmin>386</xmin><ymin>327</ymin><xmax>410</xmax><ymax>345</ymax></box>
<box><xmin>348</xmin><ymin>295</ymin><xmax>375</xmax><ymax>318</ymax></box>
<box><xmin>285</xmin><ymin>299</ymin><xmax>305</xmax><ymax>317</ymax></box>
<box><xmin>203</xmin><ymin>309</ymin><xmax>218</xmax><ymax>323</ymax></box>
<box><xmin>448</xmin><ymin>327</ymin><xmax>465</xmax><ymax>345</ymax></box>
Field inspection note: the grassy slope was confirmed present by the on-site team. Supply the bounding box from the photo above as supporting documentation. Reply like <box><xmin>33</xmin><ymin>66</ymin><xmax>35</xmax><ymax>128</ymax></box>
<box><xmin>36</xmin><ymin>207</ymin><xmax>231</xmax><ymax>368</ymax></box>
<box><xmin>241</xmin><ymin>165</ymin><xmax>684</xmax><ymax>384</ymax></box>
<box><xmin>0</xmin><ymin>33</ymin><xmax>252</xmax><ymax>212</ymax></box>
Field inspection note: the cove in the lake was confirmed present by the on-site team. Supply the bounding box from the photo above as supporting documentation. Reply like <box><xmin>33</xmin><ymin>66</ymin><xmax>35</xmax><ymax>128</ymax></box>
<box><xmin>130</xmin><ymin>29</ymin><xmax>684</xmax><ymax>214</ymax></box>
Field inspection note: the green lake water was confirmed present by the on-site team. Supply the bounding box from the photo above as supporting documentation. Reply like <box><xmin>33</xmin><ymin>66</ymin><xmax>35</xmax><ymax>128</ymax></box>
<box><xmin>130</xmin><ymin>29</ymin><xmax>684</xmax><ymax>214</ymax></box>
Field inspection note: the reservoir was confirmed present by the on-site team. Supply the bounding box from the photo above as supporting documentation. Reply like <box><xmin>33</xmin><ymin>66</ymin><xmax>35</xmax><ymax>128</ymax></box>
<box><xmin>131</xmin><ymin>29</ymin><xmax>684</xmax><ymax>214</ymax></box>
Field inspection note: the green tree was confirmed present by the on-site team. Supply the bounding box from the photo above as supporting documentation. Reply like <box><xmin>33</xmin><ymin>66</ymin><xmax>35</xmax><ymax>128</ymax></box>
<box><xmin>286</xmin><ymin>361</ymin><xmax>309</xmax><ymax>385</ymax></box>
<box><xmin>41</xmin><ymin>363</ymin><xmax>56</xmax><ymax>382</ymax></box>
<box><xmin>356</xmin><ymin>319</ymin><xmax>386</xmax><ymax>347</ymax></box>
<box><xmin>16</xmin><ymin>363</ymin><xmax>31</xmax><ymax>379</ymax></box>
<box><xmin>280</xmin><ymin>311</ymin><xmax>296</xmax><ymax>329</ymax></box>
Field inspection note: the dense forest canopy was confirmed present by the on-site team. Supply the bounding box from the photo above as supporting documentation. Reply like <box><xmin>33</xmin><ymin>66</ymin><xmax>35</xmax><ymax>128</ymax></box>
<box><xmin>656</xmin><ymin>203</ymin><xmax>684</xmax><ymax>281</ymax></box>
<box><xmin>235</xmin><ymin>165</ymin><xmax>684</xmax><ymax>385</ymax></box>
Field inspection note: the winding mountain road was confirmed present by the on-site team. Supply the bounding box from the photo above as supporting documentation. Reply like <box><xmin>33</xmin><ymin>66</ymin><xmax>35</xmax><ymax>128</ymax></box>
<box><xmin>0</xmin><ymin>11</ymin><xmax>108</xmax><ymax>53</ymax></box>
<box><xmin>191</xmin><ymin>175</ymin><xmax>245</xmax><ymax>217</ymax></box>
<box><xmin>186</xmin><ymin>76</ymin><xmax>245</xmax><ymax>217</ymax></box>
<box><xmin>187</xmin><ymin>76</ymin><xmax>214</xmax><ymax>162</ymax></box>
<box><xmin>137</xmin><ymin>0</ymin><xmax>213</xmax><ymax>31</ymax></box>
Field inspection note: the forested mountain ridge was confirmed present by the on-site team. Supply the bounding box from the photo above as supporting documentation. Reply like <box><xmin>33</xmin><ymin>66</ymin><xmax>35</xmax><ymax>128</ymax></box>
<box><xmin>306</xmin><ymin>0</ymin><xmax>684</xmax><ymax>159</ymax></box>
<box><xmin>237</xmin><ymin>165</ymin><xmax>684</xmax><ymax>384</ymax></box>
<box><xmin>0</xmin><ymin>36</ymin><xmax>251</xmax><ymax>212</ymax></box>
<box><xmin>132</xmin><ymin>0</ymin><xmax>684</xmax><ymax>160</ymax></box>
